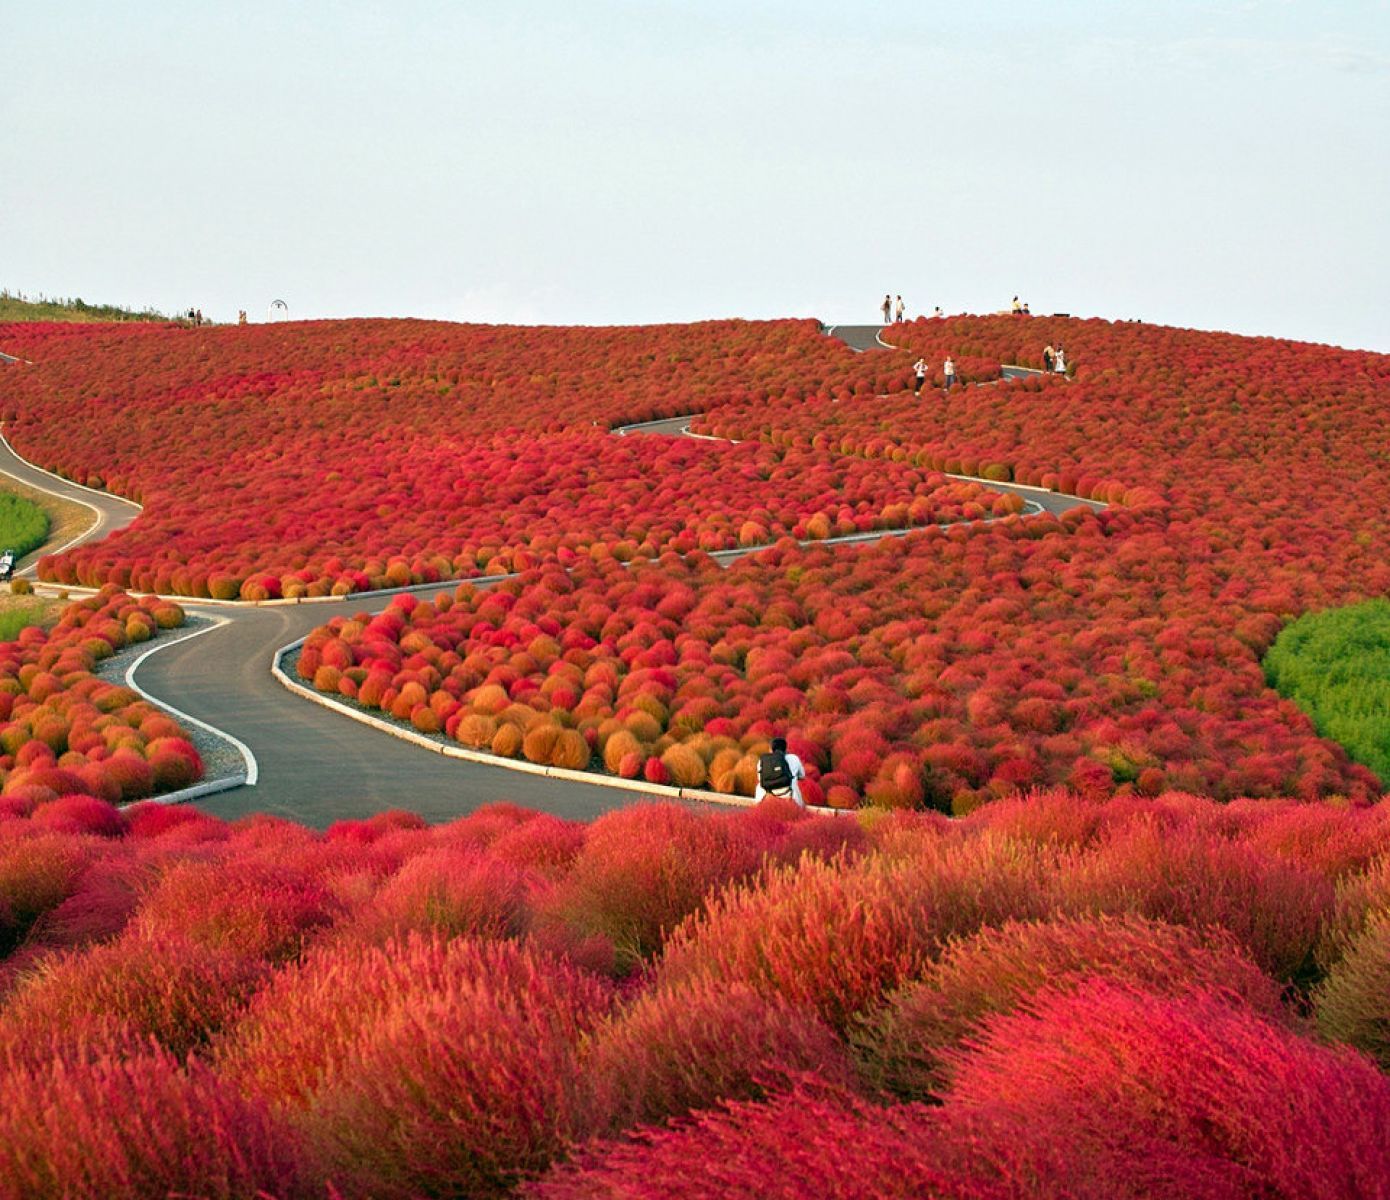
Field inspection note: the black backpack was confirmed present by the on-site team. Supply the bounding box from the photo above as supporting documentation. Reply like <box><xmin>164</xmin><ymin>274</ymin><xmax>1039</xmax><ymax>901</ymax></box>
<box><xmin>758</xmin><ymin>750</ymin><xmax>793</xmax><ymax>793</ymax></box>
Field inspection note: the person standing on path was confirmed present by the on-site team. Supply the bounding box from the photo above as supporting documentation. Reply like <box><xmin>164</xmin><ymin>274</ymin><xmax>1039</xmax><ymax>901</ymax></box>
<box><xmin>755</xmin><ymin>736</ymin><xmax>806</xmax><ymax>807</ymax></box>
<box><xmin>882</xmin><ymin>294</ymin><xmax>892</xmax><ymax>324</ymax></box>
<box><xmin>913</xmin><ymin>357</ymin><xmax>928</xmax><ymax>395</ymax></box>
<box><xmin>943</xmin><ymin>355</ymin><xmax>957</xmax><ymax>393</ymax></box>
<box><xmin>1042</xmin><ymin>343</ymin><xmax>1055</xmax><ymax>373</ymax></box>
<box><xmin>1054</xmin><ymin>346</ymin><xmax>1066</xmax><ymax>375</ymax></box>
<box><xmin>894</xmin><ymin>295</ymin><xmax>905</xmax><ymax>323</ymax></box>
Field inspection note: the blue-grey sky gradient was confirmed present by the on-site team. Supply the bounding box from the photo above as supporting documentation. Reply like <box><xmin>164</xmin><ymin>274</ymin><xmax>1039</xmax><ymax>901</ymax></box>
<box><xmin>3</xmin><ymin>1</ymin><xmax>1387</xmax><ymax>350</ymax></box>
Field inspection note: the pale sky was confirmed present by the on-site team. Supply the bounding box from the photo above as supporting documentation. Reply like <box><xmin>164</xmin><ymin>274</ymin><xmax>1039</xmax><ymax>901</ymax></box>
<box><xmin>3</xmin><ymin>1</ymin><xmax>1387</xmax><ymax>350</ymax></box>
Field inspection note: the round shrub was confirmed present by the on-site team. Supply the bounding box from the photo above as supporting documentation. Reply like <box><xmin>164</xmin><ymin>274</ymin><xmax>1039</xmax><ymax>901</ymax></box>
<box><xmin>656</xmin><ymin>840</ymin><xmax>1058</xmax><ymax>1033</ymax></box>
<box><xmin>853</xmin><ymin>914</ymin><xmax>1287</xmax><ymax>1100</ymax></box>
<box><xmin>0</xmin><ymin>1049</ymin><xmax>314</xmax><ymax>1200</ymax></box>
<box><xmin>937</xmin><ymin>982</ymin><xmax>1390</xmax><ymax>1199</ymax></box>
<box><xmin>586</xmin><ymin>979</ymin><xmax>856</xmax><ymax>1132</ymax></box>
<box><xmin>1314</xmin><ymin>916</ymin><xmax>1390</xmax><ymax>1069</ymax></box>
<box><xmin>3</xmin><ymin>931</ymin><xmax>264</xmax><ymax>1057</ymax></box>
<box><xmin>282</xmin><ymin>938</ymin><xmax>611</xmax><ymax>1198</ymax></box>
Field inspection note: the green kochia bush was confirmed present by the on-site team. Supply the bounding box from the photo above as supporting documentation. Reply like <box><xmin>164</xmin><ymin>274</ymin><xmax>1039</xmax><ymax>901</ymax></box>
<box><xmin>1264</xmin><ymin>599</ymin><xmax>1390</xmax><ymax>784</ymax></box>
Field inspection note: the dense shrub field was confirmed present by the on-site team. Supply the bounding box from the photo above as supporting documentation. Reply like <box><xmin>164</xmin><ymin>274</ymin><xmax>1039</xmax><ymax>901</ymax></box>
<box><xmin>3</xmin><ymin>792</ymin><xmax>1390</xmax><ymax>1196</ymax></box>
<box><xmin>0</xmin><ymin>587</ymin><xmax>201</xmax><ymax>813</ymax></box>
<box><xmin>117</xmin><ymin>312</ymin><xmax>1376</xmax><ymax>808</ymax></box>
<box><xmin>1264</xmin><ymin>600</ymin><xmax>1390</xmax><ymax>782</ymax></box>
<box><xmin>1</xmin><ymin>318</ymin><xmax>991</xmax><ymax>599</ymax></box>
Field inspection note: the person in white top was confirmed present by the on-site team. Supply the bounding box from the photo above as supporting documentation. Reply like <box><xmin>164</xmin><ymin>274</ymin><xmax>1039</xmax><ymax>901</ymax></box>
<box><xmin>932</xmin><ymin>306</ymin><xmax>944</xmax><ymax>318</ymax></box>
<box><xmin>943</xmin><ymin>356</ymin><xmax>957</xmax><ymax>392</ymax></box>
<box><xmin>913</xmin><ymin>358</ymin><xmax>928</xmax><ymax>394</ymax></box>
<box><xmin>754</xmin><ymin>737</ymin><xmax>806</xmax><ymax>807</ymax></box>
<box><xmin>894</xmin><ymin>295</ymin><xmax>905</xmax><ymax>323</ymax></box>
<box><xmin>1053</xmin><ymin>346</ymin><xmax>1066</xmax><ymax>375</ymax></box>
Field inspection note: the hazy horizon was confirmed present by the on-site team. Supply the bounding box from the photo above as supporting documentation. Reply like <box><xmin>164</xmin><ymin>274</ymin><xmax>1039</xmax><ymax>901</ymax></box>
<box><xmin>4</xmin><ymin>2</ymin><xmax>1387</xmax><ymax>352</ymax></box>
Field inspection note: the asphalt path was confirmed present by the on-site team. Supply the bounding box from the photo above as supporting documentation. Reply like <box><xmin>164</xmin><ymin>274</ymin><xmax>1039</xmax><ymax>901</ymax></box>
<box><xmin>0</xmin><ymin>326</ymin><xmax>1100</xmax><ymax>826</ymax></box>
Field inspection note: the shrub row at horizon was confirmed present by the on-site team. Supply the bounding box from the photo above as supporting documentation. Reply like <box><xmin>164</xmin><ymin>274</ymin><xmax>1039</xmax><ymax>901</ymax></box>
<box><xmin>4</xmin><ymin>790</ymin><xmax>1390</xmax><ymax>1196</ymax></box>
<box><xmin>0</xmin><ymin>587</ymin><xmax>201</xmax><ymax>813</ymax></box>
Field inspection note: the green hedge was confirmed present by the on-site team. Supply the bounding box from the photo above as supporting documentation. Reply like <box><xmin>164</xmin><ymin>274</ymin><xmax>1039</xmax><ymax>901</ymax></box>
<box><xmin>1264</xmin><ymin>599</ymin><xmax>1390</xmax><ymax>784</ymax></box>
<box><xmin>0</xmin><ymin>491</ymin><xmax>49</xmax><ymax>561</ymax></box>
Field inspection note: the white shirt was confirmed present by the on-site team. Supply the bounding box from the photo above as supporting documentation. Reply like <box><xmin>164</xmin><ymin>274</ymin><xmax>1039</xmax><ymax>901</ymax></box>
<box><xmin>944</xmin><ymin>358</ymin><xmax>956</xmax><ymax>377</ymax></box>
<box><xmin>754</xmin><ymin>751</ymin><xmax>806</xmax><ymax>806</ymax></box>
<box><xmin>1054</xmin><ymin>350</ymin><xmax>1066</xmax><ymax>372</ymax></box>
<box><xmin>913</xmin><ymin>359</ymin><xmax>927</xmax><ymax>377</ymax></box>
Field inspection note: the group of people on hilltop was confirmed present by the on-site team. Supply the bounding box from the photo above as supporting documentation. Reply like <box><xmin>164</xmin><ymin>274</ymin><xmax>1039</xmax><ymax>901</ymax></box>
<box><xmin>1011</xmin><ymin>296</ymin><xmax>1032</xmax><ymax>316</ymax></box>
<box><xmin>882</xmin><ymin>295</ymin><xmax>944</xmax><ymax>323</ymax></box>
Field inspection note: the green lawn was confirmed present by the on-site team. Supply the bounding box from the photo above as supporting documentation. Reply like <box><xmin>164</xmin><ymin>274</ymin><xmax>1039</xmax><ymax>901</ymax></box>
<box><xmin>0</xmin><ymin>491</ymin><xmax>49</xmax><ymax>560</ymax></box>
<box><xmin>1264</xmin><ymin>599</ymin><xmax>1390</xmax><ymax>784</ymax></box>
<box><xmin>0</xmin><ymin>290</ymin><xmax>167</xmax><ymax>323</ymax></box>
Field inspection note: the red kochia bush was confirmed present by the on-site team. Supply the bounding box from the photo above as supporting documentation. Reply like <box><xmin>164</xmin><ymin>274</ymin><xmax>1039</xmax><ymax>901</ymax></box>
<box><xmin>3</xmin><ymin>931</ymin><xmax>264</xmax><ymax>1057</ymax></box>
<box><xmin>0</xmin><ymin>1048</ymin><xmax>314</xmax><ymax>1200</ymax></box>
<box><xmin>527</xmin><ymin>1078</ymin><xmax>1009</xmax><ymax>1200</ymax></box>
<box><xmin>340</xmin><ymin>846</ymin><xmax>532</xmax><ymax>945</ymax></box>
<box><xmin>853</xmin><ymin>914</ymin><xmax>1287</xmax><ymax>1101</ymax></box>
<box><xmin>1062</xmin><ymin>819</ymin><xmax>1333</xmax><ymax>981</ymax></box>
<box><xmin>584</xmin><ymin>980</ymin><xmax>856</xmax><ymax>1132</ymax></box>
<box><xmin>130</xmin><ymin>859</ymin><xmax>340</xmax><ymax>964</ymax></box>
<box><xmin>938</xmin><ymin>983</ymin><xmax>1390</xmax><ymax>1199</ymax></box>
<box><xmin>654</xmin><ymin>838</ymin><xmax>1058</xmax><ymax>1032</ymax></box>
<box><xmin>297</xmin><ymin>938</ymin><xmax>612</xmax><ymax>1199</ymax></box>
<box><xmin>535</xmin><ymin>803</ymin><xmax>767</xmax><ymax>972</ymax></box>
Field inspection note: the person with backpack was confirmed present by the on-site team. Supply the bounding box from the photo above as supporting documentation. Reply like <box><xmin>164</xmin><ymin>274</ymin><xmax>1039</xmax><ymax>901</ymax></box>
<box><xmin>881</xmin><ymin>294</ymin><xmax>892</xmax><ymax>324</ymax></box>
<box><xmin>756</xmin><ymin>736</ymin><xmax>807</xmax><ymax>807</ymax></box>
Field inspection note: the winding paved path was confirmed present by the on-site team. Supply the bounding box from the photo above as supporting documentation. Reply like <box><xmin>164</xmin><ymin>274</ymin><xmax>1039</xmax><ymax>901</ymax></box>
<box><xmin>0</xmin><ymin>326</ymin><xmax>1100</xmax><ymax>826</ymax></box>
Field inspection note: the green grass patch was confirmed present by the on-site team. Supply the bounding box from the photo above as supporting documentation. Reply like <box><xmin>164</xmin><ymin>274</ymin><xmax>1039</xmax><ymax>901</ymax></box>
<box><xmin>0</xmin><ymin>289</ymin><xmax>167</xmax><ymax>324</ymax></box>
<box><xmin>0</xmin><ymin>602</ymin><xmax>54</xmax><ymax>642</ymax></box>
<box><xmin>1264</xmin><ymin>599</ymin><xmax>1390</xmax><ymax>785</ymax></box>
<box><xmin>0</xmin><ymin>491</ymin><xmax>49</xmax><ymax>560</ymax></box>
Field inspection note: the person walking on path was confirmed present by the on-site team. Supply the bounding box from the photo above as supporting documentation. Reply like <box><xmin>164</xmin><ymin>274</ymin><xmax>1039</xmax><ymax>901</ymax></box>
<box><xmin>913</xmin><ymin>357</ymin><xmax>928</xmax><ymax>394</ymax></box>
<box><xmin>894</xmin><ymin>295</ymin><xmax>905</xmax><ymax>323</ymax></box>
<box><xmin>1042</xmin><ymin>343</ymin><xmax>1055</xmax><ymax>373</ymax></box>
<box><xmin>755</xmin><ymin>736</ymin><xmax>806</xmax><ymax>807</ymax></box>
<box><xmin>943</xmin><ymin>355</ymin><xmax>957</xmax><ymax>393</ymax></box>
<box><xmin>881</xmin><ymin>294</ymin><xmax>892</xmax><ymax>324</ymax></box>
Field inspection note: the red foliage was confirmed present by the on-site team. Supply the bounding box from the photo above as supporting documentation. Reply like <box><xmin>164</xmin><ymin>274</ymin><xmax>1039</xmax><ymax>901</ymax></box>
<box><xmin>853</xmin><ymin>914</ymin><xmax>1286</xmax><ymax>1100</ymax></box>
<box><xmin>938</xmin><ymin>982</ymin><xmax>1390</xmax><ymax>1199</ymax></box>
<box><xmin>0</xmin><ymin>1048</ymin><xmax>313</xmax><ymax>1200</ymax></box>
<box><xmin>585</xmin><ymin>980</ymin><xmax>855</xmax><ymax>1131</ymax></box>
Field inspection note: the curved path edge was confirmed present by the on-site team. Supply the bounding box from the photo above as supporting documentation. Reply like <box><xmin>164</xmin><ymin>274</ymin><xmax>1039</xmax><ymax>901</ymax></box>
<box><xmin>269</xmin><ymin>634</ymin><xmax>847</xmax><ymax>817</ymax></box>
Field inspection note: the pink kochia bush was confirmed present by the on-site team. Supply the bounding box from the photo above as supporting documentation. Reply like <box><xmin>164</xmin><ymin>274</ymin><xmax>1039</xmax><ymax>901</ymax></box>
<box><xmin>2</xmin><ymin>792</ymin><xmax>1390</xmax><ymax>1196</ymax></box>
